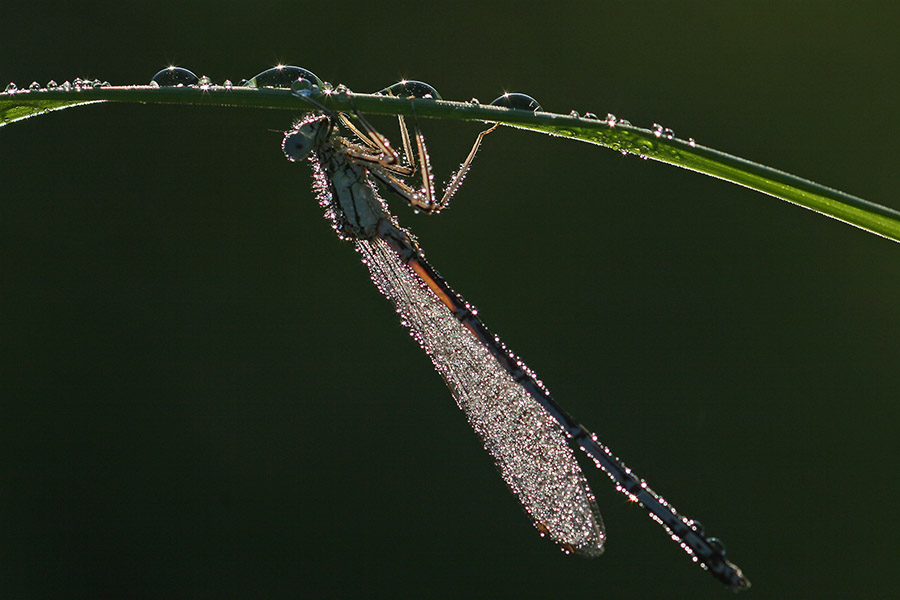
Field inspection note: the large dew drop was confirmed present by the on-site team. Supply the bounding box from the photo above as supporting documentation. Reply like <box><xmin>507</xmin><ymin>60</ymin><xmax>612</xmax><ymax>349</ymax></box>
<box><xmin>243</xmin><ymin>65</ymin><xmax>323</xmax><ymax>90</ymax></box>
<box><xmin>377</xmin><ymin>80</ymin><xmax>441</xmax><ymax>100</ymax></box>
<box><xmin>151</xmin><ymin>66</ymin><xmax>199</xmax><ymax>87</ymax></box>
<box><xmin>490</xmin><ymin>92</ymin><xmax>542</xmax><ymax>111</ymax></box>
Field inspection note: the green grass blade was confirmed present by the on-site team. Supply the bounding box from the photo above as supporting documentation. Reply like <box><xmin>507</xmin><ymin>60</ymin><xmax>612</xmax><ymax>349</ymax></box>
<box><xmin>0</xmin><ymin>96</ymin><xmax>106</xmax><ymax>126</ymax></box>
<box><xmin>0</xmin><ymin>86</ymin><xmax>304</xmax><ymax>126</ymax></box>
<box><xmin>3</xmin><ymin>84</ymin><xmax>898</xmax><ymax>243</ymax></box>
<box><xmin>532</xmin><ymin>120</ymin><xmax>900</xmax><ymax>243</ymax></box>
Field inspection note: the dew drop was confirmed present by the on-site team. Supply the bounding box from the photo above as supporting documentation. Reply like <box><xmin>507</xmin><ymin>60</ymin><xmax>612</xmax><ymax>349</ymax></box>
<box><xmin>151</xmin><ymin>66</ymin><xmax>199</xmax><ymax>87</ymax></box>
<box><xmin>663</xmin><ymin>127</ymin><xmax>675</xmax><ymax>140</ymax></box>
<box><xmin>489</xmin><ymin>92</ymin><xmax>542</xmax><ymax>111</ymax></box>
<box><xmin>29</xmin><ymin>81</ymin><xmax>41</xmax><ymax>91</ymax></box>
<box><xmin>4</xmin><ymin>82</ymin><xmax>17</xmax><ymax>94</ymax></box>
<box><xmin>223</xmin><ymin>79</ymin><xmax>233</xmax><ymax>89</ymax></box>
<box><xmin>198</xmin><ymin>75</ymin><xmax>212</xmax><ymax>90</ymax></box>
<box><xmin>290</xmin><ymin>77</ymin><xmax>317</xmax><ymax>95</ymax></box>
<box><xmin>689</xmin><ymin>520</ymin><xmax>705</xmax><ymax>536</ymax></box>
<box><xmin>244</xmin><ymin>65</ymin><xmax>323</xmax><ymax>90</ymax></box>
<box><xmin>72</xmin><ymin>77</ymin><xmax>84</xmax><ymax>90</ymax></box>
<box><xmin>46</xmin><ymin>80</ymin><xmax>58</xmax><ymax>90</ymax></box>
<box><xmin>569</xmin><ymin>110</ymin><xmax>580</xmax><ymax>118</ymax></box>
<box><xmin>60</xmin><ymin>81</ymin><xmax>72</xmax><ymax>92</ymax></box>
<box><xmin>468</xmin><ymin>97</ymin><xmax>480</xmax><ymax>105</ymax></box>
<box><xmin>583</xmin><ymin>112</ymin><xmax>599</xmax><ymax>119</ymax></box>
<box><xmin>688</xmin><ymin>137</ymin><xmax>696</xmax><ymax>147</ymax></box>
<box><xmin>606</xmin><ymin>113</ymin><xmax>617</xmax><ymax>126</ymax></box>
<box><xmin>377</xmin><ymin>80</ymin><xmax>441</xmax><ymax>100</ymax></box>
<box><xmin>652</xmin><ymin>123</ymin><xmax>664</xmax><ymax>137</ymax></box>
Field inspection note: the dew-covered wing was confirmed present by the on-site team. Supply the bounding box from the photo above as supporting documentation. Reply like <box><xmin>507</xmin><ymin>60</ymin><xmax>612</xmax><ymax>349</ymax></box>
<box><xmin>356</xmin><ymin>236</ymin><xmax>605</xmax><ymax>556</ymax></box>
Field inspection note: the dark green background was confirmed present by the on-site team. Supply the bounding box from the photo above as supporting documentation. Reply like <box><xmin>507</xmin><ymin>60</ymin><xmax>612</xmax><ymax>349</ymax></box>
<box><xmin>3</xmin><ymin>2</ymin><xmax>898</xmax><ymax>598</ymax></box>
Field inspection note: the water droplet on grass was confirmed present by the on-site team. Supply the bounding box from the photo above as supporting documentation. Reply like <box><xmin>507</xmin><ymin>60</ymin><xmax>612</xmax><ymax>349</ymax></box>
<box><xmin>651</xmin><ymin>123</ymin><xmax>675</xmax><ymax>140</ymax></box>
<box><xmin>244</xmin><ymin>65</ymin><xmax>323</xmax><ymax>90</ymax></box>
<box><xmin>377</xmin><ymin>80</ymin><xmax>441</xmax><ymax>100</ymax></box>
<box><xmin>4</xmin><ymin>82</ymin><xmax>17</xmax><ymax>94</ymax></box>
<box><xmin>151</xmin><ymin>66</ymin><xmax>199</xmax><ymax>87</ymax></box>
<box><xmin>198</xmin><ymin>75</ymin><xmax>212</xmax><ymax>90</ymax></box>
<box><xmin>290</xmin><ymin>77</ymin><xmax>317</xmax><ymax>95</ymax></box>
<box><xmin>28</xmin><ymin>81</ymin><xmax>41</xmax><ymax>91</ymax></box>
<box><xmin>490</xmin><ymin>92</ymin><xmax>541</xmax><ymax>111</ymax></box>
<box><xmin>223</xmin><ymin>79</ymin><xmax>233</xmax><ymax>89</ymax></box>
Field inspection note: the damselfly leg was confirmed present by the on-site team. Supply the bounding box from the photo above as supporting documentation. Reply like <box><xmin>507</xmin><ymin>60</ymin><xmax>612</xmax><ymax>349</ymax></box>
<box><xmin>335</xmin><ymin>88</ymin><xmax>499</xmax><ymax>213</ymax></box>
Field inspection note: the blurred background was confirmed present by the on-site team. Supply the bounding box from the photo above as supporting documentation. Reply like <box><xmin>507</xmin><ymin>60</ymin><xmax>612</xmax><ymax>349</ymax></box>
<box><xmin>3</xmin><ymin>2</ymin><xmax>898</xmax><ymax>598</ymax></box>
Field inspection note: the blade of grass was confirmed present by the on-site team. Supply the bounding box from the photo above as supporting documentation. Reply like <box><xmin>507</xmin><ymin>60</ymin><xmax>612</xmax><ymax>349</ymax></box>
<box><xmin>3</xmin><ymin>85</ymin><xmax>898</xmax><ymax>242</ymax></box>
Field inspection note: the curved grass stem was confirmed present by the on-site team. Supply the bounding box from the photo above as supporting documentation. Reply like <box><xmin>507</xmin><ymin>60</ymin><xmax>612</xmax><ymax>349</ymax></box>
<box><xmin>3</xmin><ymin>85</ymin><xmax>898</xmax><ymax>242</ymax></box>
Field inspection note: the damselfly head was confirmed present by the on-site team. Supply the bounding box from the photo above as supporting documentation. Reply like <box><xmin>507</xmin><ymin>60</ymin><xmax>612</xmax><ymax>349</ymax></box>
<box><xmin>282</xmin><ymin>116</ymin><xmax>329</xmax><ymax>162</ymax></box>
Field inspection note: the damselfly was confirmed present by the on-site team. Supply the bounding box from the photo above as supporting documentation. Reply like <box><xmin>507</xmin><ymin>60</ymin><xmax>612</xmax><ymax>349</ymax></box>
<box><xmin>282</xmin><ymin>84</ymin><xmax>750</xmax><ymax>591</ymax></box>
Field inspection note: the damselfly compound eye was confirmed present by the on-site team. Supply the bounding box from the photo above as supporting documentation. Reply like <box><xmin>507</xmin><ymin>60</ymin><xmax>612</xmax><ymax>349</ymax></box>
<box><xmin>282</xmin><ymin>127</ymin><xmax>318</xmax><ymax>162</ymax></box>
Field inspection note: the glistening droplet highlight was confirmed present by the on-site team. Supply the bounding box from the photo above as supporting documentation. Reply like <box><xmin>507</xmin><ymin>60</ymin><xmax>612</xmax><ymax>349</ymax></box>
<box><xmin>377</xmin><ymin>80</ymin><xmax>442</xmax><ymax>100</ymax></box>
<box><xmin>244</xmin><ymin>65</ymin><xmax>323</xmax><ymax>90</ymax></box>
<box><xmin>151</xmin><ymin>66</ymin><xmax>199</xmax><ymax>87</ymax></box>
<box><xmin>490</xmin><ymin>92</ymin><xmax>542</xmax><ymax>111</ymax></box>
